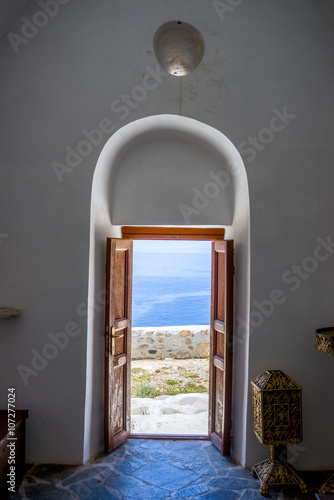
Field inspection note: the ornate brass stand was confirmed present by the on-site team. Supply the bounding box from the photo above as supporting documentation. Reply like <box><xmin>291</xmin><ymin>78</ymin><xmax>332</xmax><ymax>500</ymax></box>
<box><xmin>318</xmin><ymin>474</ymin><xmax>334</xmax><ymax>495</ymax></box>
<box><xmin>251</xmin><ymin>444</ymin><xmax>307</xmax><ymax>496</ymax></box>
<box><xmin>315</xmin><ymin>327</ymin><xmax>334</xmax><ymax>494</ymax></box>
<box><xmin>251</xmin><ymin>370</ymin><xmax>308</xmax><ymax>496</ymax></box>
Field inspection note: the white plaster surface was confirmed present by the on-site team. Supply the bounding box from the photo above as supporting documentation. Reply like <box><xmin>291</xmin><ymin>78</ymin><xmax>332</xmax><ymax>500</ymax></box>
<box><xmin>131</xmin><ymin>393</ymin><xmax>208</xmax><ymax>435</ymax></box>
<box><xmin>0</xmin><ymin>0</ymin><xmax>333</xmax><ymax>472</ymax></box>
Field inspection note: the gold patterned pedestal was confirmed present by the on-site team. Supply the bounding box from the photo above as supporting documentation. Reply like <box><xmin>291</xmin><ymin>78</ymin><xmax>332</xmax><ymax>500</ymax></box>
<box><xmin>318</xmin><ymin>473</ymin><xmax>334</xmax><ymax>494</ymax></box>
<box><xmin>251</xmin><ymin>444</ymin><xmax>308</xmax><ymax>496</ymax></box>
<box><xmin>315</xmin><ymin>328</ymin><xmax>334</xmax><ymax>355</ymax></box>
<box><xmin>251</xmin><ymin>370</ymin><xmax>308</xmax><ymax>496</ymax></box>
<box><xmin>315</xmin><ymin>328</ymin><xmax>334</xmax><ymax>494</ymax></box>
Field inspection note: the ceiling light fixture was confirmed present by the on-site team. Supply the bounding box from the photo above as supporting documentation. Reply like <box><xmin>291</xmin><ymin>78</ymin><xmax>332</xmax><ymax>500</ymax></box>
<box><xmin>153</xmin><ymin>21</ymin><xmax>205</xmax><ymax>76</ymax></box>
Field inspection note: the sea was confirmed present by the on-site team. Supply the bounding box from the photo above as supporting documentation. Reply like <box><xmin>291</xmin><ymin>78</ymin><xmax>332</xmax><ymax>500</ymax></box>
<box><xmin>132</xmin><ymin>241</ymin><xmax>211</xmax><ymax>327</ymax></box>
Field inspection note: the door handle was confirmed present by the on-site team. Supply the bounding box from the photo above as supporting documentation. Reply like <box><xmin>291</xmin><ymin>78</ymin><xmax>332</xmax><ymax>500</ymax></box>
<box><xmin>111</xmin><ymin>332</ymin><xmax>125</xmax><ymax>339</ymax></box>
<box><xmin>105</xmin><ymin>326</ymin><xmax>125</xmax><ymax>356</ymax></box>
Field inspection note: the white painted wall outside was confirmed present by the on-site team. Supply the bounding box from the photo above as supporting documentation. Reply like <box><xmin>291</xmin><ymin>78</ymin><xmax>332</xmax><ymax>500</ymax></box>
<box><xmin>0</xmin><ymin>0</ymin><xmax>333</xmax><ymax>471</ymax></box>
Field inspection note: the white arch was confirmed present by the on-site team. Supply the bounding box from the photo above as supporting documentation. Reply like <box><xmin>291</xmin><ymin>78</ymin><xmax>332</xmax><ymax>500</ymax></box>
<box><xmin>84</xmin><ymin>115</ymin><xmax>250</xmax><ymax>465</ymax></box>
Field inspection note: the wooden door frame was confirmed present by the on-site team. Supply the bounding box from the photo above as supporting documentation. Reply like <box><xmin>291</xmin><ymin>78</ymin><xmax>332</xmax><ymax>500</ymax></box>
<box><xmin>119</xmin><ymin>226</ymin><xmax>232</xmax><ymax>445</ymax></box>
<box><xmin>122</xmin><ymin>226</ymin><xmax>225</xmax><ymax>241</ymax></box>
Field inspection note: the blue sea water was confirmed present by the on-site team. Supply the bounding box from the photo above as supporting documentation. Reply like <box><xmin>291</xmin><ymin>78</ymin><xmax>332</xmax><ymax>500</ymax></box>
<box><xmin>132</xmin><ymin>243</ymin><xmax>211</xmax><ymax>327</ymax></box>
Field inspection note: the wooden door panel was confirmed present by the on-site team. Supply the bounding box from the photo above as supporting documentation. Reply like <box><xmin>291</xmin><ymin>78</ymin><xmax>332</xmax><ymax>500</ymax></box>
<box><xmin>114</xmin><ymin>246</ymin><xmax>129</xmax><ymax>320</ymax></box>
<box><xmin>113</xmin><ymin>364</ymin><xmax>125</xmax><ymax>434</ymax></box>
<box><xmin>216</xmin><ymin>252</ymin><xmax>226</xmax><ymax>321</ymax></box>
<box><xmin>214</xmin><ymin>368</ymin><xmax>224</xmax><ymax>436</ymax></box>
<box><xmin>216</xmin><ymin>332</ymin><xmax>225</xmax><ymax>359</ymax></box>
<box><xmin>209</xmin><ymin>240</ymin><xmax>234</xmax><ymax>456</ymax></box>
<box><xmin>104</xmin><ymin>238</ymin><xmax>133</xmax><ymax>453</ymax></box>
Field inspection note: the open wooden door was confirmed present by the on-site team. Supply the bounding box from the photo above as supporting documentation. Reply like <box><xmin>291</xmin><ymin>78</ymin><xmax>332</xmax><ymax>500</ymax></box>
<box><xmin>104</xmin><ymin>238</ymin><xmax>133</xmax><ymax>452</ymax></box>
<box><xmin>209</xmin><ymin>239</ymin><xmax>234</xmax><ymax>456</ymax></box>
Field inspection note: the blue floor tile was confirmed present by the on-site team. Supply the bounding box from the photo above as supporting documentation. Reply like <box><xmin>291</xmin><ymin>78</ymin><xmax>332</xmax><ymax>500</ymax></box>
<box><xmin>25</xmin><ymin>483</ymin><xmax>73</xmax><ymax>499</ymax></box>
<box><xmin>138</xmin><ymin>440</ymin><xmax>168</xmax><ymax>450</ymax></box>
<box><xmin>62</xmin><ymin>466</ymin><xmax>104</xmax><ymax>486</ymax></box>
<box><xmin>133</xmin><ymin>462</ymin><xmax>198</xmax><ymax>492</ymax></box>
<box><xmin>149</xmin><ymin>450</ymin><xmax>186</xmax><ymax>469</ymax></box>
<box><xmin>209</xmin><ymin>476</ymin><xmax>259</xmax><ymax>490</ymax></box>
<box><xmin>16</xmin><ymin>439</ymin><xmax>319</xmax><ymax>499</ymax></box>
<box><xmin>198</xmin><ymin>490</ymin><xmax>240</xmax><ymax>500</ymax></box>
<box><xmin>239</xmin><ymin>489</ymin><xmax>273</xmax><ymax>500</ymax></box>
<box><xmin>69</xmin><ymin>478</ymin><xmax>119</xmax><ymax>500</ymax></box>
<box><xmin>227</xmin><ymin>466</ymin><xmax>256</xmax><ymax>480</ymax></box>
<box><xmin>105</xmin><ymin>474</ymin><xmax>169</xmax><ymax>500</ymax></box>
<box><xmin>127</xmin><ymin>446</ymin><xmax>150</xmax><ymax>460</ymax></box>
<box><xmin>174</xmin><ymin>483</ymin><xmax>211</xmax><ymax>498</ymax></box>
<box><xmin>113</xmin><ymin>457</ymin><xmax>144</xmax><ymax>474</ymax></box>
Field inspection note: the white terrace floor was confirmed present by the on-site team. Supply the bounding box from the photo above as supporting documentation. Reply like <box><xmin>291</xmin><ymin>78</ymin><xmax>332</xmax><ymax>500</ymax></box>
<box><xmin>131</xmin><ymin>393</ymin><xmax>209</xmax><ymax>435</ymax></box>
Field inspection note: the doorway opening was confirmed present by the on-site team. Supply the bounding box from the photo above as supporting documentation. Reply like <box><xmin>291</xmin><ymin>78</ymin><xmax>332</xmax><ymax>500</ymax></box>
<box><xmin>130</xmin><ymin>239</ymin><xmax>211</xmax><ymax>436</ymax></box>
<box><xmin>104</xmin><ymin>226</ymin><xmax>234</xmax><ymax>455</ymax></box>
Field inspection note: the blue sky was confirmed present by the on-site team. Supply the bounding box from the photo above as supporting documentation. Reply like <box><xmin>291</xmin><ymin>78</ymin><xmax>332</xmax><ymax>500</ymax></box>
<box><xmin>133</xmin><ymin>240</ymin><xmax>211</xmax><ymax>254</ymax></box>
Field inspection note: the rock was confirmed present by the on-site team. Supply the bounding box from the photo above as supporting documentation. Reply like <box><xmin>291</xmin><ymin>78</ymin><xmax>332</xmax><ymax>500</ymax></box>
<box><xmin>179</xmin><ymin>330</ymin><xmax>191</xmax><ymax>337</ymax></box>
<box><xmin>176</xmin><ymin>349</ymin><xmax>190</xmax><ymax>359</ymax></box>
<box><xmin>196</xmin><ymin>342</ymin><xmax>210</xmax><ymax>357</ymax></box>
<box><xmin>131</xmin><ymin>405</ymin><xmax>150</xmax><ymax>415</ymax></box>
<box><xmin>171</xmin><ymin>337</ymin><xmax>183</xmax><ymax>348</ymax></box>
<box><xmin>178</xmin><ymin>396</ymin><xmax>200</xmax><ymax>405</ymax></box>
<box><xmin>161</xmin><ymin>407</ymin><xmax>182</xmax><ymax>414</ymax></box>
<box><xmin>132</xmin><ymin>330</ymin><xmax>144</xmax><ymax>337</ymax></box>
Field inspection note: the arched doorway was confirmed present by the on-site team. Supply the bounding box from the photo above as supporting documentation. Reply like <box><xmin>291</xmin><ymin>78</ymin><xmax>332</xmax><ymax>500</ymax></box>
<box><xmin>84</xmin><ymin>115</ymin><xmax>250</xmax><ymax>466</ymax></box>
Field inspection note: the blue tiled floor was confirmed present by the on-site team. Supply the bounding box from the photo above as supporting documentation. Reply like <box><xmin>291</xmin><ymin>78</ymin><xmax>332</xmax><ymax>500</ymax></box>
<box><xmin>8</xmin><ymin>439</ymin><xmax>325</xmax><ymax>499</ymax></box>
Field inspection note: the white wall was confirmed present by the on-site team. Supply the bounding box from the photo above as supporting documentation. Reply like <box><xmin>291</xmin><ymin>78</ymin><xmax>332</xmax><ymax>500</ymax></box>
<box><xmin>0</xmin><ymin>0</ymin><xmax>333</xmax><ymax>469</ymax></box>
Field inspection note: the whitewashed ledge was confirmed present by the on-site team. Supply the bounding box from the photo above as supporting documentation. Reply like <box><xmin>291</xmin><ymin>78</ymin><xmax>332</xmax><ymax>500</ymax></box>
<box><xmin>0</xmin><ymin>307</ymin><xmax>21</xmax><ymax>319</ymax></box>
<box><xmin>131</xmin><ymin>325</ymin><xmax>210</xmax><ymax>360</ymax></box>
